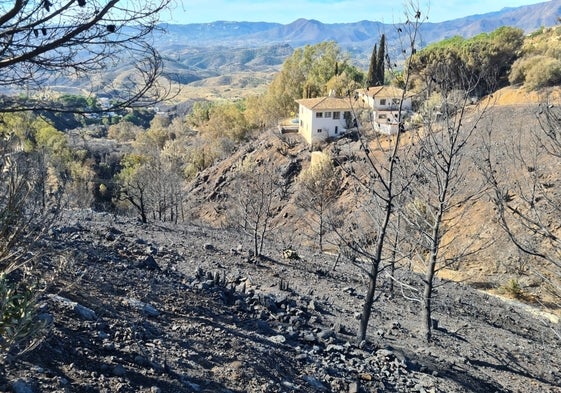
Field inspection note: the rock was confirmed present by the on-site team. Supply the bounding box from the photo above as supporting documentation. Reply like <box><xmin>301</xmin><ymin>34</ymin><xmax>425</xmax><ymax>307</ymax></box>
<box><xmin>134</xmin><ymin>355</ymin><xmax>150</xmax><ymax>367</ymax></box>
<box><xmin>326</xmin><ymin>344</ymin><xmax>345</xmax><ymax>353</ymax></box>
<box><xmin>317</xmin><ymin>329</ymin><xmax>335</xmax><ymax>340</ymax></box>
<box><xmin>11</xmin><ymin>379</ymin><xmax>34</xmax><ymax>393</ymax></box>
<box><xmin>308</xmin><ymin>300</ymin><xmax>320</xmax><ymax>311</ymax></box>
<box><xmin>203</xmin><ymin>243</ymin><xmax>215</xmax><ymax>251</ymax></box>
<box><xmin>348</xmin><ymin>381</ymin><xmax>359</xmax><ymax>393</ymax></box>
<box><xmin>269</xmin><ymin>335</ymin><xmax>286</xmax><ymax>344</ymax></box>
<box><xmin>377</xmin><ymin>349</ymin><xmax>395</xmax><ymax>359</ymax></box>
<box><xmin>302</xmin><ymin>332</ymin><xmax>316</xmax><ymax>343</ymax></box>
<box><xmin>139</xmin><ymin>255</ymin><xmax>161</xmax><ymax>271</ymax></box>
<box><xmin>146</xmin><ymin>245</ymin><xmax>158</xmax><ymax>255</ymax></box>
<box><xmin>303</xmin><ymin>376</ymin><xmax>327</xmax><ymax>391</ymax></box>
<box><xmin>112</xmin><ymin>364</ymin><xmax>126</xmax><ymax>377</ymax></box>
<box><xmin>47</xmin><ymin>294</ymin><xmax>97</xmax><ymax>321</ymax></box>
<box><xmin>282</xmin><ymin>248</ymin><xmax>300</xmax><ymax>260</ymax></box>
<box><xmin>124</xmin><ymin>298</ymin><xmax>160</xmax><ymax>317</ymax></box>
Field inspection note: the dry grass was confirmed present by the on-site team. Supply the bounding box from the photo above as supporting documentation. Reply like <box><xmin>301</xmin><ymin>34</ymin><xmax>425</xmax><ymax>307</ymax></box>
<box><xmin>490</xmin><ymin>85</ymin><xmax>561</xmax><ymax>106</ymax></box>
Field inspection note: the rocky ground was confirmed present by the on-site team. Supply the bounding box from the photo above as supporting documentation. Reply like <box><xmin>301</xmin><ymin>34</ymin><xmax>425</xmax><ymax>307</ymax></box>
<box><xmin>1</xmin><ymin>209</ymin><xmax>560</xmax><ymax>392</ymax></box>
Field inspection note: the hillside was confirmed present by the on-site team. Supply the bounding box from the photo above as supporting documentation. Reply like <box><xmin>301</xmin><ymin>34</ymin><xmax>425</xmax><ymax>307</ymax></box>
<box><xmin>2</xmin><ymin>209</ymin><xmax>561</xmax><ymax>392</ymax></box>
<box><xmin>182</xmin><ymin>87</ymin><xmax>561</xmax><ymax>318</ymax></box>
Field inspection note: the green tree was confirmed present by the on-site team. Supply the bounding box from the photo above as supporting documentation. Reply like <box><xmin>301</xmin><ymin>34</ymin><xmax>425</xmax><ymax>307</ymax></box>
<box><xmin>366</xmin><ymin>44</ymin><xmax>378</xmax><ymax>86</ymax></box>
<box><xmin>409</xmin><ymin>26</ymin><xmax>523</xmax><ymax>95</ymax></box>
<box><xmin>265</xmin><ymin>41</ymin><xmax>348</xmax><ymax>118</ymax></box>
<box><xmin>115</xmin><ymin>154</ymin><xmax>151</xmax><ymax>223</ymax></box>
<box><xmin>376</xmin><ymin>34</ymin><xmax>386</xmax><ymax>85</ymax></box>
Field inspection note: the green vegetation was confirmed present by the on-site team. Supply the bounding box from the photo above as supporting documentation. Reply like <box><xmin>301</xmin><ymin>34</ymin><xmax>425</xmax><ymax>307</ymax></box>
<box><xmin>261</xmin><ymin>41</ymin><xmax>364</xmax><ymax>119</ymax></box>
<box><xmin>366</xmin><ymin>34</ymin><xmax>386</xmax><ymax>86</ymax></box>
<box><xmin>498</xmin><ymin>278</ymin><xmax>524</xmax><ymax>299</ymax></box>
<box><xmin>0</xmin><ymin>275</ymin><xmax>44</xmax><ymax>357</ymax></box>
<box><xmin>509</xmin><ymin>26</ymin><xmax>561</xmax><ymax>89</ymax></box>
<box><xmin>409</xmin><ymin>26</ymin><xmax>524</xmax><ymax>95</ymax></box>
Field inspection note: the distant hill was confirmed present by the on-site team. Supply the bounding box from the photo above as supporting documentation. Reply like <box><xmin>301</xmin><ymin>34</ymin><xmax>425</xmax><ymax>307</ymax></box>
<box><xmin>150</xmin><ymin>0</ymin><xmax>561</xmax><ymax>89</ymax></box>
<box><xmin>157</xmin><ymin>0</ymin><xmax>561</xmax><ymax>51</ymax></box>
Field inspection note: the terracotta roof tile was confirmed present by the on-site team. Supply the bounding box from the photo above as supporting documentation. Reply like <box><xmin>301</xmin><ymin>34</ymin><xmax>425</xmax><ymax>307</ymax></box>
<box><xmin>296</xmin><ymin>96</ymin><xmax>368</xmax><ymax>110</ymax></box>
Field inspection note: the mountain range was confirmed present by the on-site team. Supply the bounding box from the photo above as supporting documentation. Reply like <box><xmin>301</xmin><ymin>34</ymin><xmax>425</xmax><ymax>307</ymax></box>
<box><xmin>158</xmin><ymin>0</ymin><xmax>561</xmax><ymax>51</ymax></box>
<box><xmin>149</xmin><ymin>0</ymin><xmax>561</xmax><ymax>92</ymax></box>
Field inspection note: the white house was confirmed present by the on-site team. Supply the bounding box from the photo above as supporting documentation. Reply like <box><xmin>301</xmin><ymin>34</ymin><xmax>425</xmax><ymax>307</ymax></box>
<box><xmin>356</xmin><ymin>86</ymin><xmax>413</xmax><ymax>135</ymax></box>
<box><xmin>296</xmin><ymin>95</ymin><xmax>366</xmax><ymax>144</ymax></box>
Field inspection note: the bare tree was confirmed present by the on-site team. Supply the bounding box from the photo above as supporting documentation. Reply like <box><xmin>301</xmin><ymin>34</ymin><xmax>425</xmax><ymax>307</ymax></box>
<box><xmin>231</xmin><ymin>157</ymin><xmax>281</xmax><ymax>259</ymax></box>
<box><xmin>0</xmin><ymin>0</ymin><xmax>172</xmax><ymax>113</ymax></box>
<box><xmin>337</xmin><ymin>3</ymin><xmax>425</xmax><ymax>342</ymax></box>
<box><xmin>295</xmin><ymin>152</ymin><xmax>341</xmax><ymax>251</ymax></box>
<box><xmin>400</xmin><ymin>64</ymin><xmax>489</xmax><ymax>341</ymax></box>
<box><xmin>483</xmin><ymin>100</ymin><xmax>561</xmax><ymax>306</ymax></box>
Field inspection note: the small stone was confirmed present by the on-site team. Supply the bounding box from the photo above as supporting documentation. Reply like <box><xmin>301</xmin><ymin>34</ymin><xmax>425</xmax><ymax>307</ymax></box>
<box><xmin>140</xmin><ymin>255</ymin><xmax>161</xmax><ymax>270</ymax></box>
<box><xmin>112</xmin><ymin>364</ymin><xmax>126</xmax><ymax>377</ymax></box>
<box><xmin>326</xmin><ymin>344</ymin><xmax>345</xmax><ymax>353</ymax></box>
<box><xmin>303</xmin><ymin>376</ymin><xmax>326</xmax><ymax>390</ymax></box>
<box><xmin>11</xmin><ymin>379</ymin><xmax>33</xmax><ymax>393</ymax></box>
<box><xmin>318</xmin><ymin>329</ymin><xmax>335</xmax><ymax>340</ymax></box>
<box><xmin>302</xmin><ymin>332</ymin><xmax>316</xmax><ymax>342</ymax></box>
<box><xmin>269</xmin><ymin>335</ymin><xmax>287</xmax><ymax>344</ymax></box>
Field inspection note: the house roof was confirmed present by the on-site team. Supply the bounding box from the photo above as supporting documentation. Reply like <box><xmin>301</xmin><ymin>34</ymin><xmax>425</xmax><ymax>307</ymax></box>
<box><xmin>296</xmin><ymin>96</ymin><xmax>368</xmax><ymax>111</ymax></box>
<box><xmin>356</xmin><ymin>85</ymin><xmax>413</xmax><ymax>99</ymax></box>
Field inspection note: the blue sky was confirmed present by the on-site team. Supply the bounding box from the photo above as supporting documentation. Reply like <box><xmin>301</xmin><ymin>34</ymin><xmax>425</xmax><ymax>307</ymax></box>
<box><xmin>166</xmin><ymin>0</ymin><xmax>547</xmax><ymax>24</ymax></box>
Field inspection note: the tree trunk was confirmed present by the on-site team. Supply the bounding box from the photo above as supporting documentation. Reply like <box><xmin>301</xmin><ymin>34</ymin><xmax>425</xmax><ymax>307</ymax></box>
<box><xmin>359</xmin><ymin>260</ymin><xmax>380</xmax><ymax>342</ymax></box>
<box><xmin>423</xmin><ymin>254</ymin><xmax>437</xmax><ymax>341</ymax></box>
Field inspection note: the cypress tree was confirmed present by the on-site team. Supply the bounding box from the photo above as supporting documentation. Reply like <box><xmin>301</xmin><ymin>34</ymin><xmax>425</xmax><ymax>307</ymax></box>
<box><xmin>366</xmin><ymin>44</ymin><xmax>377</xmax><ymax>87</ymax></box>
<box><xmin>376</xmin><ymin>34</ymin><xmax>386</xmax><ymax>85</ymax></box>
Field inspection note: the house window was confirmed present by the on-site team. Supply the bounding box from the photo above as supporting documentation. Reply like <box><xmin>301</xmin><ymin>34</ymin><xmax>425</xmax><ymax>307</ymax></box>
<box><xmin>392</xmin><ymin>98</ymin><xmax>400</xmax><ymax>105</ymax></box>
<box><xmin>380</xmin><ymin>99</ymin><xmax>386</xmax><ymax>105</ymax></box>
<box><xmin>317</xmin><ymin>129</ymin><xmax>322</xmax><ymax>133</ymax></box>
<box><xmin>335</xmin><ymin>126</ymin><xmax>338</xmax><ymax>134</ymax></box>
<box><xmin>316</xmin><ymin>112</ymin><xmax>323</xmax><ymax>118</ymax></box>
<box><xmin>344</xmin><ymin>111</ymin><xmax>351</xmax><ymax>118</ymax></box>
<box><xmin>379</xmin><ymin>114</ymin><xmax>387</xmax><ymax>120</ymax></box>
<box><xmin>333</xmin><ymin>111</ymin><xmax>340</xmax><ymax>119</ymax></box>
<box><xmin>325</xmin><ymin>112</ymin><xmax>332</xmax><ymax>118</ymax></box>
